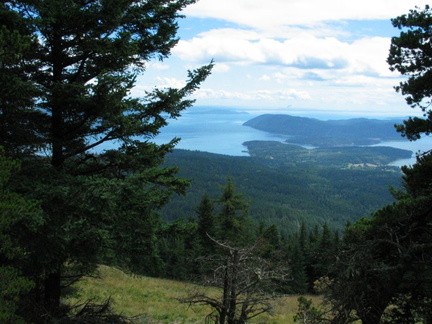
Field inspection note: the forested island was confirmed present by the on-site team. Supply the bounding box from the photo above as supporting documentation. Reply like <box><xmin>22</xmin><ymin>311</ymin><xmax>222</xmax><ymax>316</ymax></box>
<box><xmin>244</xmin><ymin>114</ymin><xmax>405</xmax><ymax>146</ymax></box>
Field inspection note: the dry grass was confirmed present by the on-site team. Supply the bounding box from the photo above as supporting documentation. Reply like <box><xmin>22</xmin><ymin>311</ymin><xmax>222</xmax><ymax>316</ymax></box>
<box><xmin>65</xmin><ymin>265</ymin><xmax>321</xmax><ymax>323</ymax></box>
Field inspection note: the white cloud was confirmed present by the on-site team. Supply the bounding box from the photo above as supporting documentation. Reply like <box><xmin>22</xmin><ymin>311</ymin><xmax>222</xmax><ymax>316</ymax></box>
<box><xmin>184</xmin><ymin>0</ymin><xmax>430</xmax><ymax>30</ymax></box>
<box><xmin>193</xmin><ymin>87</ymin><xmax>311</xmax><ymax>101</ymax></box>
<box><xmin>146</xmin><ymin>62</ymin><xmax>170</xmax><ymax>70</ymax></box>
<box><xmin>139</xmin><ymin>0</ymin><xmax>427</xmax><ymax>115</ymax></box>
<box><xmin>212</xmin><ymin>63</ymin><xmax>231</xmax><ymax>73</ymax></box>
<box><xmin>155</xmin><ymin>77</ymin><xmax>186</xmax><ymax>89</ymax></box>
<box><xmin>259</xmin><ymin>74</ymin><xmax>271</xmax><ymax>81</ymax></box>
<box><xmin>173</xmin><ymin>29</ymin><xmax>391</xmax><ymax>78</ymax></box>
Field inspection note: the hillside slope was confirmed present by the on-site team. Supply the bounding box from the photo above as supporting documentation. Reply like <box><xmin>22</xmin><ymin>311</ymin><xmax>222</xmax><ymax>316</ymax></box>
<box><xmin>243</xmin><ymin>114</ymin><xmax>404</xmax><ymax>146</ymax></box>
<box><xmin>162</xmin><ymin>149</ymin><xmax>403</xmax><ymax>235</ymax></box>
<box><xmin>67</xmin><ymin>265</ymin><xmax>315</xmax><ymax>323</ymax></box>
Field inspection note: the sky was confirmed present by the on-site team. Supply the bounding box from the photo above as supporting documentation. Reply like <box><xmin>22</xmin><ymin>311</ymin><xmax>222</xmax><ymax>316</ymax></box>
<box><xmin>133</xmin><ymin>0</ymin><xmax>431</xmax><ymax>118</ymax></box>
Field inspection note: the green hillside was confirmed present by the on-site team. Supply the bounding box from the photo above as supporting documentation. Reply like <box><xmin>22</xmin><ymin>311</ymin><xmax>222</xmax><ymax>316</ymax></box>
<box><xmin>244</xmin><ymin>140</ymin><xmax>412</xmax><ymax>167</ymax></box>
<box><xmin>66</xmin><ymin>265</ymin><xmax>319</xmax><ymax>324</ymax></box>
<box><xmin>243</xmin><ymin>114</ymin><xmax>405</xmax><ymax>146</ymax></box>
<box><xmin>162</xmin><ymin>148</ymin><xmax>404</xmax><ymax>236</ymax></box>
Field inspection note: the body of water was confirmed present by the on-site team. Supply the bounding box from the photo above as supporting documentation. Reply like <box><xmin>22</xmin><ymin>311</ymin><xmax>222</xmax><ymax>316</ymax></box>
<box><xmin>152</xmin><ymin>107</ymin><xmax>432</xmax><ymax>166</ymax></box>
<box><xmin>153</xmin><ymin>110</ymin><xmax>287</xmax><ymax>156</ymax></box>
<box><xmin>372</xmin><ymin>137</ymin><xmax>432</xmax><ymax>167</ymax></box>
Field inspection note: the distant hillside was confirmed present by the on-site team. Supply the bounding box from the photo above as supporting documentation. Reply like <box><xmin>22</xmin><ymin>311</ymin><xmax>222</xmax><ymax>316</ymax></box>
<box><xmin>243</xmin><ymin>114</ymin><xmax>404</xmax><ymax>146</ymax></box>
<box><xmin>243</xmin><ymin>141</ymin><xmax>412</xmax><ymax>168</ymax></box>
<box><xmin>162</xmin><ymin>149</ymin><xmax>403</xmax><ymax>235</ymax></box>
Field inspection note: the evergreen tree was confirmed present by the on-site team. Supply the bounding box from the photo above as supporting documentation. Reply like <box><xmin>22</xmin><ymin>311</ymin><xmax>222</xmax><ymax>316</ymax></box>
<box><xmin>320</xmin><ymin>6</ymin><xmax>432</xmax><ymax>321</ymax></box>
<box><xmin>0</xmin><ymin>0</ymin><xmax>212</xmax><ymax>320</ymax></box>
<box><xmin>0</xmin><ymin>151</ymin><xmax>43</xmax><ymax>322</ymax></box>
<box><xmin>158</xmin><ymin>218</ymin><xmax>199</xmax><ymax>280</ymax></box>
<box><xmin>196</xmin><ymin>193</ymin><xmax>216</xmax><ymax>252</ymax></box>
<box><xmin>298</xmin><ymin>222</ymin><xmax>308</xmax><ymax>251</ymax></box>
<box><xmin>388</xmin><ymin>5</ymin><xmax>432</xmax><ymax>140</ymax></box>
<box><xmin>287</xmin><ymin>242</ymin><xmax>308</xmax><ymax>294</ymax></box>
<box><xmin>0</xmin><ymin>3</ymin><xmax>42</xmax><ymax>156</ymax></box>
<box><xmin>216</xmin><ymin>178</ymin><xmax>251</xmax><ymax>244</ymax></box>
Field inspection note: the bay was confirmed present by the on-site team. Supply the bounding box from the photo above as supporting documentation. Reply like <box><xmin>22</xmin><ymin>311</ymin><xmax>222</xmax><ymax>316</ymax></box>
<box><xmin>372</xmin><ymin>137</ymin><xmax>432</xmax><ymax>167</ymax></box>
<box><xmin>153</xmin><ymin>110</ymin><xmax>287</xmax><ymax>156</ymax></box>
<box><xmin>152</xmin><ymin>107</ymin><xmax>432</xmax><ymax>166</ymax></box>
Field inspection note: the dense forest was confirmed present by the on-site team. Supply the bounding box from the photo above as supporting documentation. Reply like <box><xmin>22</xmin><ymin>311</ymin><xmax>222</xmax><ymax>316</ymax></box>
<box><xmin>161</xmin><ymin>149</ymin><xmax>404</xmax><ymax>235</ymax></box>
<box><xmin>1</xmin><ymin>1</ymin><xmax>432</xmax><ymax>323</ymax></box>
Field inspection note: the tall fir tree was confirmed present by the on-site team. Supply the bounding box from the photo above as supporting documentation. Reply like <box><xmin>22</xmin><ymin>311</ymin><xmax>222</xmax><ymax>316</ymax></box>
<box><xmin>196</xmin><ymin>193</ymin><xmax>216</xmax><ymax>253</ymax></box>
<box><xmin>0</xmin><ymin>0</ymin><xmax>212</xmax><ymax>321</ymax></box>
<box><xmin>0</xmin><ymin>151</ymin><xmax>43</xmax><ymax>323</ymax></box>
<box><xmin>216</xmin><ymin>178</ymin><xmax>251</xmax><ymax>244</ymax></box>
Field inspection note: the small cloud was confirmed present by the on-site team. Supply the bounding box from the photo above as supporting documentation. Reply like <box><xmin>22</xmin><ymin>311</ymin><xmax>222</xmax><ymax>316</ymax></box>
<box><xmin>146</xmin><ymin>62</ymin><xmax>170</xmax><ymax>70</ymax></box>
<box><xmin>292</xmin><ymin>56</ymin><xmax>348</xmax><ymax>70</ymax></box>
<box><xmin>185</xmin><ymin>0</ymin><xmax>429</xmax><ymax>31</ymax></box>
<box><xmin>213</xmin><ymin>62</ymin><xmax>231</xmax><ymax>73</ymax></box>
<box><xmin>156</xmin><ymin>77</ymin><xmax>186</xmax><ymax>89</ymax></box>
<box><xmin>193</xmin><ymin>87</ymin><xmax>310</xmax><ymax>101</ymax></box>
<box><xmin>259</xmin><ymin>74</ymin><xmax>271</xmax><ymax>81</ymax></box>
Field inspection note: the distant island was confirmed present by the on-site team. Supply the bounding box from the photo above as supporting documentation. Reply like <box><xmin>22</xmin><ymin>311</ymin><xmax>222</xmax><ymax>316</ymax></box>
<box><xmin>243</xmin><ymin>140</ymin><xmax>412</xmax><ymax>168</ymax></box>
<box><xmin>243</xmin><ymin>114</ymin><xmax>405</xmax><ymax>147</ymax></box>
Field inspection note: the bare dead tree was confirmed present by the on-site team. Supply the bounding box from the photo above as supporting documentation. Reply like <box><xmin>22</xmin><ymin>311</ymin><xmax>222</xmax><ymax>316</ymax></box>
<box><xmin>178</xmin><ymin>236</ymin><xmax>290</xmax><ymax>324</ymax></box>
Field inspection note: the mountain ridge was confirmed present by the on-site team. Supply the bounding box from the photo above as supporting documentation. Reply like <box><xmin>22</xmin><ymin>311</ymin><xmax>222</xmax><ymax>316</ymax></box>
<box><xmin>243</xmin><ymin>114</ymin><xmax>404</xmax><ymax>147</ymax></box>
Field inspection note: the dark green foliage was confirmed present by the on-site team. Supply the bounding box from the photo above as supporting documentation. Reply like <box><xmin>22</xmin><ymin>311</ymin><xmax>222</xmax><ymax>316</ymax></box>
<box><xmin>158</xmin><ymin>218</ymin><xmax>200</xmax><ymax>280</ymax></box>
<box><xmin>0</xmin><ymin>0</ymin><xmax>211</xmax><ymax>321</ymax></box>
<box><xmin>244</xmin><ymin>140</ymin><xmax>412</xmax><ymax>167</ymax></box>
<box><xmin>286</xmin><ymin>223</ymin><xmax>340</xmax><ymax>294</ymax></box>
<box><xmin>244</xmin><ymin>114</ymin><xmax>404</xmax><ymax>146</ymax></box>
<box><xmin>216</xmin><ymin>178</ymin><xmax>251</xmax><ymax>244</ymax></box>
<box><xmin>0</xmin><ymin>151</ymin><xmax>43</xmax><ymax>323</ymax></box>
<box><xmin>0</xmin><ymin>3</ymin><xmax>43</xmax><ymax>156</ymax></box>
<box><xmin>319</xmin><ymin>8</ymin><xmax>432</xmax><ymax>322</ymax></box>
<box><xmin>162</xmin><ymin>149</ymin><xmax>402</xmax><ymax>236</ymax></box>
<box><xmin>196</xmin><ymin>194</ymin><xmax>217</xmax><ymax>253</ymax></box>
<box><xmin>160</xmin><ymin>179</ymin><xmax>257</xmax><ymax>280</ymax></box>
<box><xmin>324</xmin><ymin>152</ymin><xmax>432</xmax><ymax>323</ymax></box>
<box><xmin>388</xmin><ymin>5</ymin><xmax>432</xmax><ymax>140</ymax></box>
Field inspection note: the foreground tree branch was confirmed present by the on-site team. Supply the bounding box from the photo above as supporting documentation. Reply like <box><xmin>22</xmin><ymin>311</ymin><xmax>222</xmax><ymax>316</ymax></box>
<box><xmin>178</xmin><ymin>236</ymin><xmax>290</xmax><ymax>324</ymax></box>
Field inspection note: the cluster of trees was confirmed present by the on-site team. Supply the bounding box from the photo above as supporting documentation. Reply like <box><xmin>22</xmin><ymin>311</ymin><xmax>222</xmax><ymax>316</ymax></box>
<box><xmin>302</xmin><ymin>6</ymin><xmax>432</xmax><ymax>323</ymax></box>
<box><xmin>156</xmin><ymin>179</ymin><xmax>339</xmax><ymax>289</ymax></box>
<box><xmin>157</xmin><ymin>178</ymin><xmax>342</xmax><ymax>322</ymax></box>
<box><xmin>161</xmin><ymin>149</ymin><xmax>403</xmax><ymax>235</ymax></box>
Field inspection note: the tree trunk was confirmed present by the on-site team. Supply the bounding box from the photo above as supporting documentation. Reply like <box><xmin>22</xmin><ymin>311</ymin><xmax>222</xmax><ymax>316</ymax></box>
<box><xmin>358</xmin><ymin>302</ymin><xmax>387</xmax><ymax>324</ymax></box>
<box><xmin>51</xmin><ymin>22</ymin><xmax>65</xmax><ymax>171</ymax></box>
<box><xmin>227</xmin><ymin>250</ymin><xmax>239</xmax><ymax>324</ymax></box>
<box><xmin>44</xmin><ymin>269</ymin><xmax>62</xmax><ymax>318</ymax></box>
<box><xmin>220</xmin><ymin>264</ymin><xmax>230</xmax><ymax>324</ymax></box>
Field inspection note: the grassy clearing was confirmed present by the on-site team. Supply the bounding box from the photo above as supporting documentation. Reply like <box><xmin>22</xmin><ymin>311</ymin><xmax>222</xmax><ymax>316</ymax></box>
<box><xmin>65</xmin><ymin>265</ymin><xmax>321</xmax><ymax>323</ymax></box>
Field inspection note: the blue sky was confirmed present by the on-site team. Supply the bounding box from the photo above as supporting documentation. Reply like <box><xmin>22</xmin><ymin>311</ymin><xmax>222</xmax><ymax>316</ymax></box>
<box><xmin>133</xmin><ymin>0</ymin><xmax>430</xmax><ymax>117</ymax></box>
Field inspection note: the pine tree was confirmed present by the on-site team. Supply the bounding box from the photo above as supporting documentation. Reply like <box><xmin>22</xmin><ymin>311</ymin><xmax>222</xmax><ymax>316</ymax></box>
<box><xmin>0</xmin><ymin>151</ymin><xmax>42</xmax><ymax>322</ymax></box>
<box><xmin>216</xmin><ymin>178</ymin><xmax>250</xmax><ymax>244</ymax></box>
<box><xmin>196</xmin><ymin>193</ymin><xmax>216</xmax><ymax>253</ymax></box>
<box><xmin>1</xmin><ymin>0</ymin><xmax>212</xmax><ymax>320</ymax></box>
